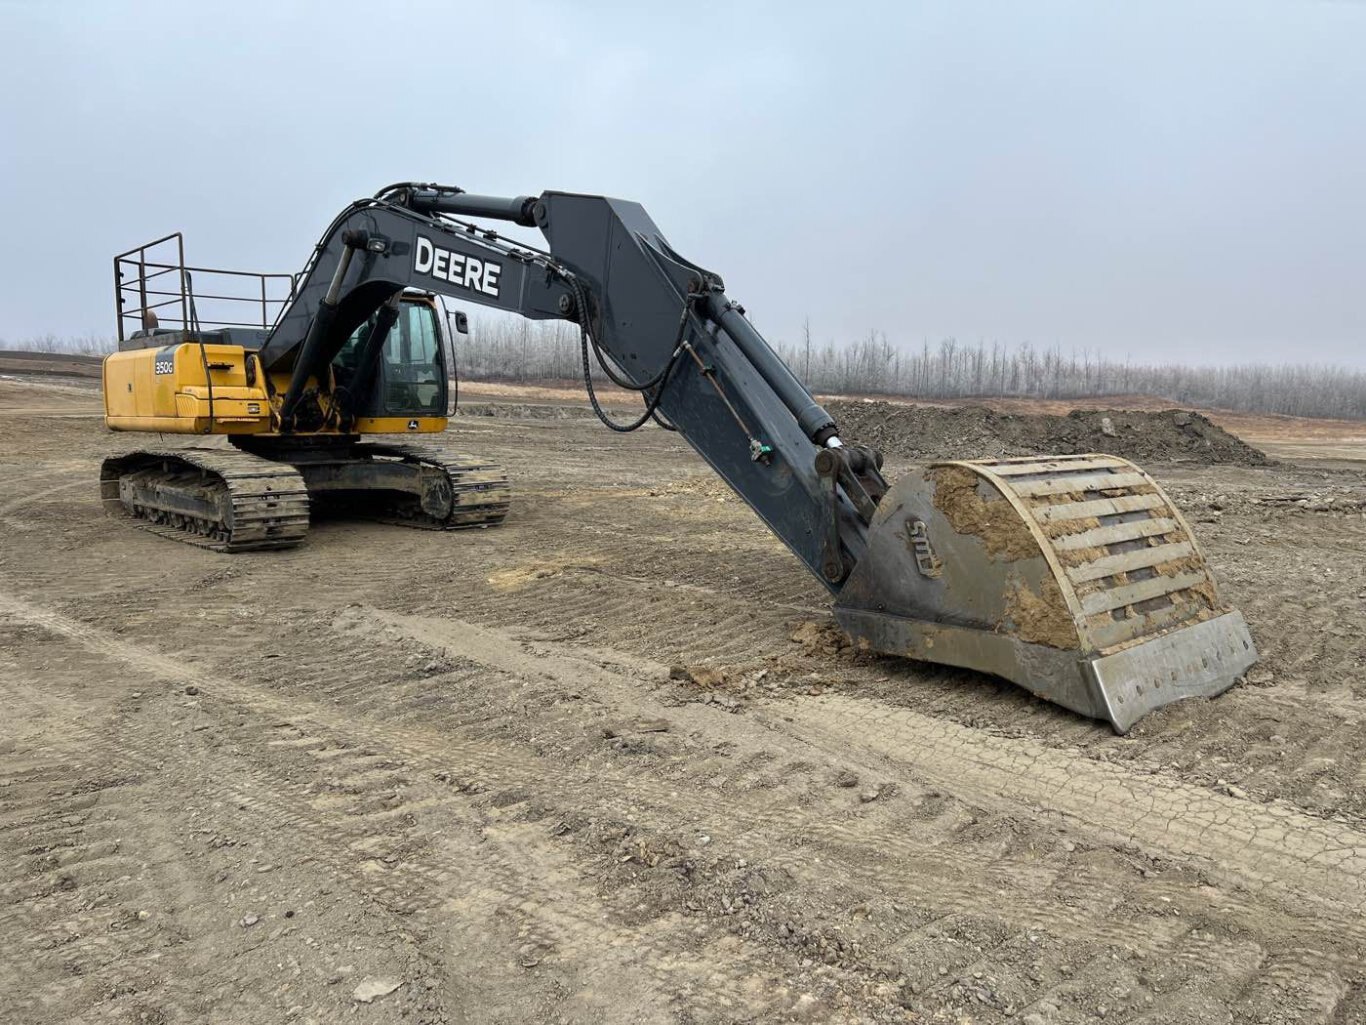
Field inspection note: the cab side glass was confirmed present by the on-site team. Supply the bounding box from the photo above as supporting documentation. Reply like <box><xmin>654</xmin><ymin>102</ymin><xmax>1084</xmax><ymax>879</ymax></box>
<box><xmin>332</xmin><ymin>300</ymin><xmax>447</xmax><ymax>418</ymax></box>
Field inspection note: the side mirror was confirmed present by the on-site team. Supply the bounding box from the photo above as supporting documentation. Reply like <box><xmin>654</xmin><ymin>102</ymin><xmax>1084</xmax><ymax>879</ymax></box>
<box><xmin>448</xmin><ymin>310</ymin><xmax>469</xmax><ymax>335</ymax></box>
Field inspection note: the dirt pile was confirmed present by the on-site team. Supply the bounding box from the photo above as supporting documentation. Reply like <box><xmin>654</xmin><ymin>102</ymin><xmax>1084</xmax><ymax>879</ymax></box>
<box><xmin>827</xmin><ymin>400</ymin><xmax>1270</xmax><ymax>465</ymax></box>
<box><xmin>0</xmin><ymin>350</ymin><xmax>103</xmax><ymax>380</ymax></box>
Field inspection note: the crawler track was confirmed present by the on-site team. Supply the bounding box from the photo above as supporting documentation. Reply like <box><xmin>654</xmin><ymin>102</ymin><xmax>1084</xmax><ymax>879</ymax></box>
<box><xmin>99</xmin><ymin>447</ymin><xmax>310</xmax><ymax>551</ymax></box>
<box><xmin>99</xmin><ymin>439</ymin><xmax>508</xmax><ymax>552</ymax></box>
<box><xmin>352</xmin><ymin>438</ymin><xmax>511</xmax><ymax>530</ymax></box>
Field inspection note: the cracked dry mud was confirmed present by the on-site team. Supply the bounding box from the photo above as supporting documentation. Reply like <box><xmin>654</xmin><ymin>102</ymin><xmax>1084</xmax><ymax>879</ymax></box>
<box><xmin>2</xmin><ymin>376</ymin><xmax>1365</xmax><ymax>1024</ymax></box>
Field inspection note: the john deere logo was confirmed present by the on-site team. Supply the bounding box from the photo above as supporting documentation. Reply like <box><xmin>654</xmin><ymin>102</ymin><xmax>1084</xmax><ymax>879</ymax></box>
<box><xmin>413</xmin><ymin>236</ymin><xmax>503</xmax><ymax>297</ymax></box>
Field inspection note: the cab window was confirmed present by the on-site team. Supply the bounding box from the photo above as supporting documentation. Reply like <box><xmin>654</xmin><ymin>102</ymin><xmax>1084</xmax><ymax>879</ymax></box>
<box><xmin>333</xmin><ymin>299</ymin><xmax>446</xmax><ymax>416</ymax></box>
<box><xmin>383</xmin><ymin>303</ymin><xmax>443</xmax><ymax>414</ymax></box>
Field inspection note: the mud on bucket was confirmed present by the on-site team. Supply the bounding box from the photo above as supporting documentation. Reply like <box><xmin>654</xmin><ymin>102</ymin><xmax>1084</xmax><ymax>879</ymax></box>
<box><xmin>832</xmin><ymin>453</ymin><xmax>1257</xmax><ymax>733</ymax></box>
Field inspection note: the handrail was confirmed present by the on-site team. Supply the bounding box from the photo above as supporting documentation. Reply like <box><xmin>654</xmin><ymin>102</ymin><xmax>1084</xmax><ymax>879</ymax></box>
<box><xmin>114</xmin><ymin>232</ymin><xmax>296</xmax><ymax>343</ymax></box>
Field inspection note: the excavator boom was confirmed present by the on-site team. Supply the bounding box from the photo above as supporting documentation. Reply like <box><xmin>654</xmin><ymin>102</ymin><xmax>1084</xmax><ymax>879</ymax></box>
<box><xmin>256</xmin><ymin>184</ymin><xmax>869</xmax><ymax>587</ymax></box>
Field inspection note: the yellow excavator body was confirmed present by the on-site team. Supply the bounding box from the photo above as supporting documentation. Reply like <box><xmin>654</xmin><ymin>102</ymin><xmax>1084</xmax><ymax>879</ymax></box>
<box><xmin>102</xmin><ymin>342</ymin><xmax>448</xmax><ymax>436</ymax></box>
<box><xmin>100</xmin><ymin>251</ymin><xmax>508</xmax><ymax>552</ymax></box>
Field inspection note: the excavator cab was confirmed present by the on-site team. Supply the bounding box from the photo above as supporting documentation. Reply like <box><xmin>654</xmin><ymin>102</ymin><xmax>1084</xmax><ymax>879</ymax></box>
<box><xmin>333</xmin><ymin>293</ymin><xmax>448</xmax><ymax>419</ymax></box>
<box><xmin>105</xmin><ymin>235</ymin><xmax>457</xmax><ymax>434</ymax></box>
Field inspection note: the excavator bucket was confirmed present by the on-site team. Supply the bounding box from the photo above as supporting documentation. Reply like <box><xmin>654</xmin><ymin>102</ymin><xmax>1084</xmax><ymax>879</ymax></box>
<box><xmin>833</xmin><ymin>454</ymin><xmax>1256</xmax><ymax>732</ymax></box>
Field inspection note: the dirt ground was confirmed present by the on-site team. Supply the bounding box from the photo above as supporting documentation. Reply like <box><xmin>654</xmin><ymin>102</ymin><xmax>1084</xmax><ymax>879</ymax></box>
<box><xmin>2</xmin><ymin>374</ymin><xmax>1365</xmax><ymax>1025</ymax></box>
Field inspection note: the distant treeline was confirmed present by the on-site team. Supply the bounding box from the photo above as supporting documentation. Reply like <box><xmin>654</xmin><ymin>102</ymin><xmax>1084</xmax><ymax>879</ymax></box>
<box><xmin>10</xmin><ymin>333</ymin><xmax>112</xmax><ymax>356</ymax></box>
<box><xmin>773</xmin><ymin>332</ymin><xmax>1366</xmax><ymax>420</ymax></box>
<box><xmin>453</xmin><ymin>319</ymin><xmax>1366</xmax><ymax>420</ymax></box>
<box><xmin>12</xmin><ymin>321</ymin><xmax>1365</xmax><ymax>420</ymax></box>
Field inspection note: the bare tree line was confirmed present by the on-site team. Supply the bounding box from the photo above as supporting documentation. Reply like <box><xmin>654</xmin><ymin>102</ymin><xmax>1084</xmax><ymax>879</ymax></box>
<box><xmin>10</xmin><ymin>319</ymin><xmax>1364</xmax><ymax>420</ymax></box>
<box><xmin>456</xmin><ymin>317</ymin><xmax>1366</xmax><ymax>420</ymax></box>
<box><xmin>5</xmin><ymin>333</ymin><xmax>112</xmax><ymax>356</ymax></box>
<box><xmin>775</xmin><ymin>329</ymin><xmax>1366</xmax><ymax>420</ymax></box>
<box><xmin>454</xmin><ymin>318</ymin><xmax>589</xmax><ymax>382</ymax></box>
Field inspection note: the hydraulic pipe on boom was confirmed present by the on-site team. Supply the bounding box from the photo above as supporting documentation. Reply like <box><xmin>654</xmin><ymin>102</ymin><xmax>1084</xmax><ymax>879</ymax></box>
<box><xmin>401</xmin><ymin>187</ymin><xmax>841</xmax><ymax>449</ymax></box>
<box><xmin>701</xmin><ymin>293</ymin><xmax>840</xmax><ymax>447</ymax></box>
<box><xmin>405</xmin><ymin>188</ymin><xmax>540</xmax><ymax>227</ymax></box>
<box><xmin>405</xmin><ymin>189</ymin><xmax>844</xmax><ymax>446</ymax></box>
<box><xmin>339</xmin><ymin>289</ymin><xmax>403</xmax><ymax>430</ymax></box>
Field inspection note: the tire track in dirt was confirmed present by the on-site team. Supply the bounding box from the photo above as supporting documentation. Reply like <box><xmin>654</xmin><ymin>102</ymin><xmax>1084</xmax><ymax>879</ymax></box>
<box><xmin>449</xmin><ymin>520</ymin><xmax>1366</xmax><ymax>824</ymax></box>
<box><xmin>0</xmin><ymin>683</ymin><xmax>206</xmax><ymax>1022</ymax></box>
<box><xmin>0</xmin><ymin>594</ymin><xmax>1132</xmax><ymax>1020</ymax></box>
<box><xmin>783</xmin><ymin>693</ymin><xmax>1366</xmax><ymax>910</ymax></box>
<box><xmin>0</xmin><ymin>590</ymin><xmax>810</xmax><ymax>1023</ymax></box>
<box><xmin>444</xmin><ymin>511</ymin><xmax>1366</xmax><ymax>746</ymax></box>
<box><xmin>0</xmin><ymin>468</ymin><xmax>92</xmax><ymax>535</ymax></box>
<box><xmin>186</xmin><ymin>729</ymin><xmax>690</xmax><ymax>1023</ymax></box>
<box><xmin>341</xmin><ymin>604</ymin><xmax>1366</xmax><ymax>996</ymax></box>
<box><xmin>6</xmin><ymin>591</ymin><xmax>1365</xmax><ymax>1021</ymax></box>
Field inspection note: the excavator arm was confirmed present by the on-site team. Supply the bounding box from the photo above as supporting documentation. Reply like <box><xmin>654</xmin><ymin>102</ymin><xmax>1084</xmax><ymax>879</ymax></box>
<box><xmin>256</xmin><ymin>182</ymin><xmax>1257</xmax><ymax>733</ymax></box>
<box><xmin>259</xmin><ymin>183</ymin><xmax>882</xmax><ymax>591</ymax></box>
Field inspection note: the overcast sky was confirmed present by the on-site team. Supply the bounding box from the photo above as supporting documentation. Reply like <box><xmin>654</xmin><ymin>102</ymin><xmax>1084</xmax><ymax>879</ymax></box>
<box><xmin>1</xmin><ymin>0</ymin><xmax>1362</xmax><ymax>365</ymax></box>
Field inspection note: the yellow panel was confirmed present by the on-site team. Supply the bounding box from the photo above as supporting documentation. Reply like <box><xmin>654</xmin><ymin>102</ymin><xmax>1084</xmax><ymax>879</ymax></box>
<box><xmin>102</xmin><ymin>344</ymin><xmax>272</xmax><ymax>433</ymax></box>
<box><xmin>102</xmin><ymin>351</ymin><xmax>141</xmax><ymax>419</ymax></box>
<box><xmin>104</xmin><ymin>415</ymin><xmax>210</xmax><ymax>434</ymax></box>
<box><xmin>354</xmin><ymin>416</ymin><xmax>449</xmax><ymax>434</ymax></box>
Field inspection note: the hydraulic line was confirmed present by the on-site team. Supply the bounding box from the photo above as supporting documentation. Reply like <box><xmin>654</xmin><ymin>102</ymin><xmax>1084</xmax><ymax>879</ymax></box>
<box><xmin>566</xmin><ymin>273</ymin><xmax>691</xmax><ymax>433</ymax></box>
<box><xmin>565</xmin><ymin>274</ymin><xmax>676</xmax><ymax>394</ymax></box>
<box><xmin>578</xmin><ymin>326</ymin><xmax>681</xmax><ymax>433</ymax></box>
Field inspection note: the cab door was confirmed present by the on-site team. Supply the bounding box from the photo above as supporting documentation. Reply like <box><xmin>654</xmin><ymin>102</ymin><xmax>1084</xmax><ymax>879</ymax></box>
<box><xmin>378</xmin><ymin>299</ymin><xmax>447</xmax><ymax>417</ymax></box>
<box><xmin>333</xmin><ymin>296</ymin><xmax>448</xmax><ymax>419</ymax></box>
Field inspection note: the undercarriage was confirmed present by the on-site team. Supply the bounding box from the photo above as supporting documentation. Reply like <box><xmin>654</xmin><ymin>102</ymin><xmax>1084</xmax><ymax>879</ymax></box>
<box><xmin>100</xmin><ymin>437</ymin><xmax>510</xmax><ymax>551</ymax></box>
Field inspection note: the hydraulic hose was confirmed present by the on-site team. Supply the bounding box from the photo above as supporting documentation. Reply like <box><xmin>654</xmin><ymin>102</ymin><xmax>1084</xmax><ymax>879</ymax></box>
<box><xmin>566</xmin><ymin>272</ymin><xmax>691</xmax><ymax>432</ymax></box>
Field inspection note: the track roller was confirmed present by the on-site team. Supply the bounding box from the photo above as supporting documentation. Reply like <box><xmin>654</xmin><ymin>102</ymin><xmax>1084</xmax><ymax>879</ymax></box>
<box><xmin>100</xmin><ymin>448</ymin><xmax>310</xmax><ymax>552</ymax></box>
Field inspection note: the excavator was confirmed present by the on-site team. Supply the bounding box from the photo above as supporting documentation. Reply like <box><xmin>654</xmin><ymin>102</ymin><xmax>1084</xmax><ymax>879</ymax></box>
<box><xmin>101</xmin><ymin>182</ymin><xmax>1257</xmax><ymax>732</ymax></box>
